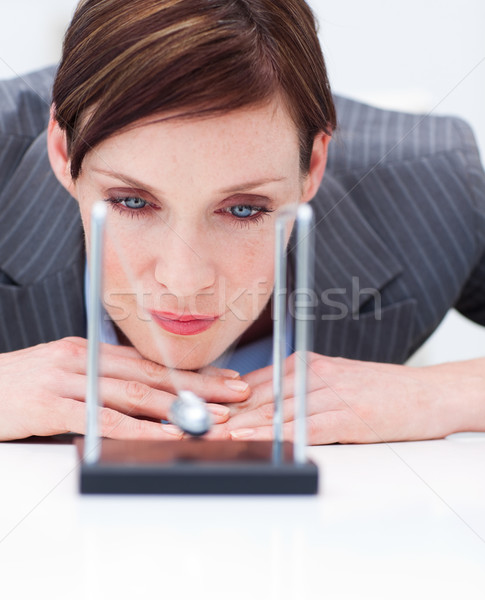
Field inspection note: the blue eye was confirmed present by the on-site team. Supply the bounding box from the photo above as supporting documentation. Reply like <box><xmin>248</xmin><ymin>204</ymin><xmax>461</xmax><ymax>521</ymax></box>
<box><xmin>120</xmin><ymin>197</ymin><xmax>147</xmax><ymax>209</ymax></box>
<box><xmin>105</xmin><ymin>195</ymin><xmax>156</xmax><ymax>219</ymax></box>
<box><xmin>220</xmin><ymin>203</ymin><xmax>275</xmax><ymax>228</ymax></box>
<box><xmin>230</xmin><ymin>205</ymin><xmax>257</xmax><ymax>218</ymax></box>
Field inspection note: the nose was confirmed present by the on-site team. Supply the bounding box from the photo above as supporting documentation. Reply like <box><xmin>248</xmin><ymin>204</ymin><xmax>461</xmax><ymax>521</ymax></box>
<box><xmin>154</xmin><ymin>225</ymin><xmax>216</xmax><ymax>298</ymax></box>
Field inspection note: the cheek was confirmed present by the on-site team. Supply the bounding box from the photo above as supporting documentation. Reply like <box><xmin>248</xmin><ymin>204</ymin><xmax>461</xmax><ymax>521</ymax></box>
<box><xmin>217</xmin><ymin>234</ymin><xmax>275</xmax><ymax>316</ymax></box>
<box><xmin>103</xmin><ymin>249</ymin><xmax>129</xmax><ymax>292</ymax></box>
<box><xmin>100</xmin><ymin>229</ymin><xmax>153</xmax><ymax>324</ymax></box>
<box><xmin>101</xmin><ymin>245</ymin><xmax>138</xmax><ymax>322</ymax></box>
<box><xmin>102</xmin><ymin>217</ymin><xmax>153</xmax><ymax>283</ymax></box>
<box><xmin>220</xmin><ymin>228</ymin><xmax>273</xmax><ymax>275</ymax></box>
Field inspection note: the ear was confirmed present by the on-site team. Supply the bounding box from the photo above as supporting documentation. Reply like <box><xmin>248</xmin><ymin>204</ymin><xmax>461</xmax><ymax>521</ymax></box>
<box><xmin>301</xmin><ymin>132</ymin><xmax>331</xmax><ymax>202</ymax></box>
<box><xmin>47</xmin><ymin>105</ymin><xmax>76</xmax><ymax>196</ymax></box>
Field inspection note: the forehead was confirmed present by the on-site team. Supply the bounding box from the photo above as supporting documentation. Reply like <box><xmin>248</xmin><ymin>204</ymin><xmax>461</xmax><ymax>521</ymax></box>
<box><xmin>83</xmin><ymin>98</ymin><xmax>301</xmax><ymax>188</ymax></box>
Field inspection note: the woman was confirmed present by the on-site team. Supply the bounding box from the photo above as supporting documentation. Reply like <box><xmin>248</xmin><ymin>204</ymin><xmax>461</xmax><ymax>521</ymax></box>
<box><xmin>1</xmin><ymin>0</ymin><xmax>484</xmax><ymax>443</ymax></box>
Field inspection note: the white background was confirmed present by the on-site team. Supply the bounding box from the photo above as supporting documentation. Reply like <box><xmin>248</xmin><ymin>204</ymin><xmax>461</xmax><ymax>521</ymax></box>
<box><xmin>0</xmin><ymin>0</ymin><xmax>484</xmax><ymax>365</ymax></box>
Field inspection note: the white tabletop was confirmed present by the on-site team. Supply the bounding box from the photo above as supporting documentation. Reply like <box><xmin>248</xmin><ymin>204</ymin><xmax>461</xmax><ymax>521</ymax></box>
<box><xmin>0</xmin><ymin>434</ymin><xmax>484</xmax><ymax>599</ymax></box>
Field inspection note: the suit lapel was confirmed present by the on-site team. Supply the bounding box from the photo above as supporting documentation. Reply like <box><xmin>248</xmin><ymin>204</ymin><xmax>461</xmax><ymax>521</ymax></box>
<box><xmin>289</xmin><ymin>172</ymin><xmax>403</xmax><ymax>311</ymax></box>
<box><xmin>288</xmin><ymin>172</ymin><xmax>414</xmax><ymax>362</ymax></box>
<box><xmin>0</xmin><ymin>131</ymin><xmax>85</xmax><ymax>351</ymax></box>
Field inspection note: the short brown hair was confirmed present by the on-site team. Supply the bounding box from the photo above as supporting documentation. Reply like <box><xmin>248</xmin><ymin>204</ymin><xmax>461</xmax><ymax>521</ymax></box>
<box><xmin>53</xmin><ymin>0</ymin><xmax>336</xmax><ymax>179</ymax></box>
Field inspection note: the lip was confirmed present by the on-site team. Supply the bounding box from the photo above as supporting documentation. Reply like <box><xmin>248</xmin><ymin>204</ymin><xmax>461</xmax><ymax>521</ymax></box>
<box><xmin>150</xmin><ymin>311</ymin><xmax>219</xmax><ymax>336</ymax></box>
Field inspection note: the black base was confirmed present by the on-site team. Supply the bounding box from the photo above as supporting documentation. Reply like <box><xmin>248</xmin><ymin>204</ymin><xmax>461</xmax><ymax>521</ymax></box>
<box><xmin>76</xmin><ymin>439</ymin><xmax>319</xmax><ymax>495</ymax></box>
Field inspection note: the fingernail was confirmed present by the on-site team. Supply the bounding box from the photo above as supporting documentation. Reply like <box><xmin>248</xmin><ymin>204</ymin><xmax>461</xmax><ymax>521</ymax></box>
<box><xmin>207</xmin><ymin>404</ymin><xmax>230</xmax><ymax>417</ymax></box>
<box><xmin>224</xmin><ymin>369</ymin><xmax>241</xmax><ymax>379</ymax></box>
<box><xmin>225</xmin><ymin>379</ymin><xmax>249</xmax><ymax>392</ymax></box>
<box><xmin>221</xmin><ymin>369</ymin><xmax>241</xmax><ymax>379</ymax></box>
<box><xmin>161</xmin><ymin>424</ymin><xmax>181</xmax><ymax>436</ymax></box>
<box><xmin>230</xmin><ymin>428</ymin><xmax>256</xmax><ymax>440</ymax></box>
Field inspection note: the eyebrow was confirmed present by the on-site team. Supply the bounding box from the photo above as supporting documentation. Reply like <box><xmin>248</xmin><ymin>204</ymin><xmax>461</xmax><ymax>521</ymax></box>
<box><xmin>220</xmin><ymin>176</ymin><xmax>288</xmax><ymax>194</ymax></box>
<box><xmin>90</xmin><ymin>167</ymin><xmax>288</xmax><ymax>195</ymax></box>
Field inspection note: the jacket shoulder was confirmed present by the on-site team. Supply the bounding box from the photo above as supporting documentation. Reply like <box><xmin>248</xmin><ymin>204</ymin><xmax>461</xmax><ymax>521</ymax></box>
<box><xmin>0</xmin><ymin>67</ymin><xmax>55</xmax><ymax>139</ymax></box>
<box><xmin>328</xmin><ymin>95</ymin><xmax>481</xmax><ymax>173</ymax></box>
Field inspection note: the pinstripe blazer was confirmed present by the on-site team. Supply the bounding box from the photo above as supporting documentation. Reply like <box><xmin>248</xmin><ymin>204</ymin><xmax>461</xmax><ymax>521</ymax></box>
<box><xmin>1</xmin><ymin>68</ymin><xmax>484</xmax><ymax>364</ymax></box>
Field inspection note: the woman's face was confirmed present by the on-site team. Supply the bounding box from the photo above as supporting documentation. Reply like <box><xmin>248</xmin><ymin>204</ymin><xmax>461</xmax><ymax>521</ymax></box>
<box><xmin>63</xmin><ymin>98</ymin><xmax>324</xmax><ymax>369</ymax></box>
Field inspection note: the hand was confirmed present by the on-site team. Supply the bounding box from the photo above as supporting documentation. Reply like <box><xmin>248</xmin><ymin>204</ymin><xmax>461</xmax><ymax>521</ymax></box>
<box><xmin>209</xmin><ymin>353</ymin><xmax>484</xmax><ymax>444</ymax></box>
<box><xmin>0</xmin><ymin>337</ymin><xmax>250</xmax><ymax>441</ymax></box>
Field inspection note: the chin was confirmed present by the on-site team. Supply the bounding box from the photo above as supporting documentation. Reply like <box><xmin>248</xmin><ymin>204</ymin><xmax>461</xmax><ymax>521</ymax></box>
<box><xmin>147</xmin><ymin>348</ymin><xmax>212</xmax><ymax>371</ymax></box>
<box><xmin>126</xmin><ymin>331</ymin><xmax>234</xmax><ymax>371</ymax></box>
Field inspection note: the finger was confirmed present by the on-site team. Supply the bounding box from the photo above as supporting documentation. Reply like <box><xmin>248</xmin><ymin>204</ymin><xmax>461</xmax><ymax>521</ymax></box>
<box><xmin>198</xmin><ymin>423</ymin><xmax>232</xmax><ymax>441</ymax></box>
<box><xmin>49</xmin><ymin>338</ymin><xmax>251</xmax><ymax>402</ymax></box>
<box><xmin>97</xmin><ymin>356</ymin><xmax>251</xmax><ymax>403</ymax></box>
<box><xmin>62</xmin><ymin>373</ymin><xmax>174</xmax><ymax>419</ymax></box>
<box><xmin>51</xmin><ymin>340</ymin><xmax>250</xmax><ymax>404</ymax></box>
<box><xmin>227</xmin><ymin>389</ymin><xmax>343</xmax><ymax>430</ymax></box>
<box><xmin>229</xmin><ymin>414</ymin><xmax>342</xmax><ymax>445</ymax></box>
<box><xmin>63</xmin><ymin>374</ymin><xmax>232</xmax><ymax>424</ymax></box>
<box><xmin>242</xmin><ymin>353</ymin><xmax>353</xmax><ymax>391</ymax></box>
<box><xmin>241</xmin><ymin>364</ymin><xmax>273</xmax><ymax>387</ymax></box>
<box><xmin>231</xmin><ymin>358</ymin><xmax>339</xmax><ymax>417</ymax></box>
<box><xmin>198</xmin><ymin>366</ymin><xmax>241</xmax><ymax>379</ymax></box>
<box><xmin>226</xmin><ymin>375</ymin><xmax>287</xmax><ymax>417</ymax></box>
<box><xmin>229</xmin><ymin>425</ymin><xmax>274</xmax><ymax>441</ymax></box>
<box><xmin>206</xmin><ymin>404</ymin><xmax>231</xmax><ymax>423</ymax></box>
<box><xmin>57</xmin><ymin>398</ymin><xmax>184</xmax><ymax>440</ymax></box>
